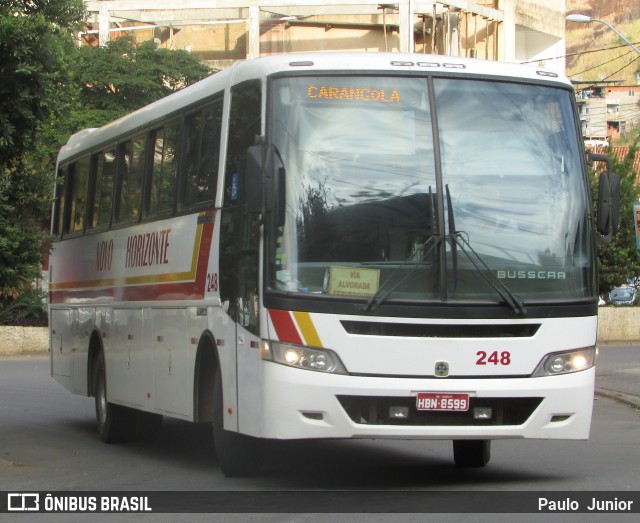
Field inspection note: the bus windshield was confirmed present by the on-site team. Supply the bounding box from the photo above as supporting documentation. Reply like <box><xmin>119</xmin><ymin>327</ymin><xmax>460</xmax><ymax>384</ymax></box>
<box><xmin>267</xmin><ymin>75</ymin><xmax>592</xmax><ymax>307</ymax></box>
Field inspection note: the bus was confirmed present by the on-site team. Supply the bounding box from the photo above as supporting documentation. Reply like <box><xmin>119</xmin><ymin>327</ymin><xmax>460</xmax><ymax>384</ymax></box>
<box><xmin>49</xmin><ymin>52</ymin><xmax>620</xmax><ymax>477</ymax></box>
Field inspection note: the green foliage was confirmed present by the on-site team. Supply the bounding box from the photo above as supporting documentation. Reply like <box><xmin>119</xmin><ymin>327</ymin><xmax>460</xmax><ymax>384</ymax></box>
<box><xmin>72</xmin><ymin>36</ymin><xmax>212</xmax><ymax>128</ymax></box>
<box><xmin>0</xmin><ymin>1</ymin><xmax>83</xmax><ymax>299</ymax></box>
<box><xmin>0</xmin><ymin>289</ymin><xmax>48</xmax><ymax>326</ymax></box>
<box><xmin>590</xmin><ymin>135</ymin><xmax>640</xmax><ymax>294</ymax></box>
<box><xmin>0</xmin><ymin>2</ymin><xmax>211</xmax><ymax>309</ymax></box>
<box><xmin>1</xmin><ymin>0</ymin><xmax>86</xmax><ymax>29</ymax></box>
<box><xmin>0</xmin><ymin>1</ymin><xmax>84</xmax><ymax>166</ymax></box>
<box><xmin>0</xmin><ymin>164</ymin><xmax>50</xmax><ymax>298</ymax></box>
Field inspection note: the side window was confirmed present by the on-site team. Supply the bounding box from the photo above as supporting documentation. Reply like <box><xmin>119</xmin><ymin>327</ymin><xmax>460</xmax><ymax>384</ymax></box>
<box><xmin>183</xmin><ymin>98</ymin><xmax>223</xmax><ymax>209</ymax></box>
<box><xmin>149</xmin><ymin>122</ymin><xmax>180</xmax><ymax>217</ymax></box>
<box><xmin>53</xmin><ymin>166</ymin><xmax>67</xmax><ymax>239</ymax></box>
<box><xmin>116</xmin><ymin>135</ymin><xmax>145</xmax><ymax>224</ymax></box>
<box><xmin>68</xmin><ymin>156</ymin><xmax>90</xmax><ymax>234</ymax></box>
<box><xmin>224</xmin><ymin>80</ymin><xmax>262</xmax><ymax>208</ymax></box>
<box><xmin>90</xmin><ymin>149</ymin><xmax>116</xmax><ymax>229</ymax></box>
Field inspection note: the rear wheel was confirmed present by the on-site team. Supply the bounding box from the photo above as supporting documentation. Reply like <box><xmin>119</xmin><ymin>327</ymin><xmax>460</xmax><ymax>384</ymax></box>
<box><xmin>453</xmin><ymin>440</ymin><xmax>491</xmax><ymax>468</ymax></box>
<box><xmin>94</xmin><ymin>351</ymin><xmax>136</xmax><ymax>443</ymax></box>
<box><xmin>212</xmin><ymin>366</ymin><xmax>262</xmax><ymax>477</ymax></box>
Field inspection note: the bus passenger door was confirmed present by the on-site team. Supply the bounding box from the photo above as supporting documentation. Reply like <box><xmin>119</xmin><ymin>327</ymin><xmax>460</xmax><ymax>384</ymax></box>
<box><xmin>235</xmin><ymin>211</ymin><xmax>262</xmax><ymax>437</ymax></box>
<box><xmin>218</xmin><ymin>79</ymin><xmax>263</xmax><ymax>436</ymax></box>
<box><xmin>219</xmin><ymin>207</ymin><xmax>262</xmax><ymax>437</ymax></box>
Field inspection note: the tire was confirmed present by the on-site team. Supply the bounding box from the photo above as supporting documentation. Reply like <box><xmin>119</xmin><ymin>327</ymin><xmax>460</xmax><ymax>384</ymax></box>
<box><xmin>453</xmin><ymin>440</ymin><xmax>491</xmax><ymax>468</ymax></box>
<box><xmin>93</xmin><ymin>351</ymin><xmax>136</xmax><ymax>443</ymax></box>
<box><xmin>212</xmin><ymin>366</ymin><xmax>262</xmax><ymax>477</ymax></box>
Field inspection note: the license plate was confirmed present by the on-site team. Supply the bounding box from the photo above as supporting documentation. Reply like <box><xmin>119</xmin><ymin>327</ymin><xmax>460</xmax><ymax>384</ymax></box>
<box><xmin>416</xmin><ymin>392</ymin><xmax>470</xmax><ymax>412</ymax></box>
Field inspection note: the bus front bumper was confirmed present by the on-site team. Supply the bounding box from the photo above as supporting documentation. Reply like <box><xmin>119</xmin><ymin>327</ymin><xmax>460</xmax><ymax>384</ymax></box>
<box><xmin>257</xmin><ymin>363</ymin><xmax>595</xmax><ymax>441</ymax></box>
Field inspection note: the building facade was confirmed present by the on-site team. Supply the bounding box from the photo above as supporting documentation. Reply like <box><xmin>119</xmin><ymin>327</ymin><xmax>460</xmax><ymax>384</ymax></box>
<box><xmin>576</xmin><ymin>83</ymin><xmax>640</xmax><ymax>142</ymax></box>
<box><xmin>83</xmin><ymin>1</ymin><xmax>568</xmax><ymax>73</ymax></box>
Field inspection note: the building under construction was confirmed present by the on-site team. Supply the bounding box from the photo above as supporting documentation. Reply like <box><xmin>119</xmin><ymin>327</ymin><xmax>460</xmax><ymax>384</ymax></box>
<box><xmin>82</xmin><ymin>1</ymin><xmax>567</xmax><ymax>72</ymax></box>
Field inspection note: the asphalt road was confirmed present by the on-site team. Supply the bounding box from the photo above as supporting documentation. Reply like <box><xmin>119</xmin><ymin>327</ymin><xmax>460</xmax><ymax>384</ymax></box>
<box><xmin>1</xmin><ymin>352</ymin><xmax>639</xmax><ymax>522</ymax></box>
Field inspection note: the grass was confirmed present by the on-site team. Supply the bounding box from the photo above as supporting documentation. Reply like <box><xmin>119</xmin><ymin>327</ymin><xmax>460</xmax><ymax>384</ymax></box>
<box><xmin>567</xmin><ymin>18</ymin><xmax>640</xmax><ymax>85</ymax></box>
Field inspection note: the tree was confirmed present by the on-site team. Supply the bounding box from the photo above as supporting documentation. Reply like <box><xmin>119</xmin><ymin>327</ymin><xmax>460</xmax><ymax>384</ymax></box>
<box><xmin>72</xmin><ymin>36</ymin><xmax>212</xmax><ymax>129</ymax></box>
<box><xmin>0</xmin><ymin>0</ymin><xmax>84</xmax><ymax>166</ymax></box>
<box><xmin>1</xmin><ymin>2</ymin><xmax>212</xmax><ymax>309</ymax></box>
<box><xmin>590</xmin><ymin>136</ymin><xmax>640</xmax><ymax>295</ymax></box>
<box><xmin>0</xmin><ymin>0</ymin><xmax>85</xmax><ymax>299</ymax></box>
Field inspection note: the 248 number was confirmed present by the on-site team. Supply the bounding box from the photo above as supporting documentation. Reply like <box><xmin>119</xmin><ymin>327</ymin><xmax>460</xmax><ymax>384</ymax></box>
<box><xmin>206</xmin><ymin>272</ymin><xmax>218</xmax><ymax>293</ymax></box>
<box><xmin>476</xmin><ymin>350</ymin><xmax>511</xmax><ymax>366</ymax></box>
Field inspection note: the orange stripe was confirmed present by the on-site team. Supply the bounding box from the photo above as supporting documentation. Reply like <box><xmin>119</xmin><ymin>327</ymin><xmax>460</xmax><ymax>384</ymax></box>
<box><xmin>292</xmin><ymin>311</ymin><xmax>322</xmax><ymax>348</ymax></box>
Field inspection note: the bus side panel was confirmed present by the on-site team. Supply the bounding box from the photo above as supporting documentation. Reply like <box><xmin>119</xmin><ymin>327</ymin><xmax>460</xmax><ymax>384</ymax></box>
<box><xmin>50</xmin><ymin>308</ymin><xmax>72</xmax><ymax>390</ymax></box>
<box><xmin>152</xmin><ymin>308</ymin><xmax>191</xmax><ymax>417</ymax></box>
<box><xmin>209</xmin><ymin>306</ymin><xmax>239</xmax><ymax>431</ymax></box>
<box><xmin>236</xmin><ymin>323</ymin><xmax>263</xmax><ymax>437</ymax></box>
<box><xmin>109</xmin><ymin>308</ymin><xmax>146</xmax><ymax>407</ymax></box>
<box><xmin>71</xmin><ymin>307</ymin><xmax>94</xmax><ymax>395</ymax></box>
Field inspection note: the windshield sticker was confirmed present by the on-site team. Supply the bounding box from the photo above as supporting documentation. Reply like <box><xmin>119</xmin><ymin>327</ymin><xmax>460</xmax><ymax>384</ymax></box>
<box><xmin>307</xmin><ymin>85</ymin><xmax>401</xmax><ymax>103</ymax></box>
<box><xmin>329</xmin><ymin>266</ymin><xmax>380</xmax><ymax>297</ymax></box>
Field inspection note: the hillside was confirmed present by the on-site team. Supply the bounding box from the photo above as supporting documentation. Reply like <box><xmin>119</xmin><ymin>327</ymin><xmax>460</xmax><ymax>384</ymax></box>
<box><xmin>566</xmin><ymin>0</ymin><xmax>640</xmax><ymax>85</ymax></box>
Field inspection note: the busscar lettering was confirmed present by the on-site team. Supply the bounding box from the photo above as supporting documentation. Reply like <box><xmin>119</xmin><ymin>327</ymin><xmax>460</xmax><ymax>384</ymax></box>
<box><xmin>307</xmin><ymin>85</ymin><xmax>401</xmax><ymax>103</ymax></box>
<box><xmin>497</xmin><ymin>270</ymin><xmax>566</xmax><ymax>280</ymax></box>
<box><xmin>125</xmin><ymin>229</ymin><xmax>171</xmax><ymax>268</ymax></box>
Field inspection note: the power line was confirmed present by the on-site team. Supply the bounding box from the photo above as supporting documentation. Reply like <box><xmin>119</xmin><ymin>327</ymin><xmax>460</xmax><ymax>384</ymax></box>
<box><xmin>569</xmin><ymin>46</ymin><xmax>637</xmax><ymax>78</ymax></box>
<box><xmin>595</xmin><ymin>54</ymin><xmax>640</xmax><ymax>83</ymax></box>
<box><xmin>521</xmin><ymin>39</ymin><xmax>640</xmax><ymax>64</ymax></box>
<box><xmin>573</xmin><ymin>55</ymin><xmax>640</xmax><ymax>92</ymax></box>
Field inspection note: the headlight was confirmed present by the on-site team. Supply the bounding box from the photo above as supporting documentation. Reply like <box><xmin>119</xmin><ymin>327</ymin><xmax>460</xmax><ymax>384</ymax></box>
<box><xmin>260</xmin><ymin>341</ymin><xmax>348</xmax><ymax>375</ymax></box>
<box><xmin>532</xmin><ymin>347</ymin><xmax>597</xmax><ymax>377</ymax></box>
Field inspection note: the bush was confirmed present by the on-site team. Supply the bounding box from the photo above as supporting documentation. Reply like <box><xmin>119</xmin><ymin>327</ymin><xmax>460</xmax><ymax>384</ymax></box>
<box><xmin>0</xmin><ymin>289</ymin><xmax>48</xmax><ymax>326</ymax></box>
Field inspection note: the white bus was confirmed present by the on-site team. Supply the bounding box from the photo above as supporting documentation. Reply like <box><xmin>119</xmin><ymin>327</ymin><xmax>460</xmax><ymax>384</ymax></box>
<box><xmin>49</xmin><ymin>52</ymin><xmax>619</xmax><ymax>477</ymax></box>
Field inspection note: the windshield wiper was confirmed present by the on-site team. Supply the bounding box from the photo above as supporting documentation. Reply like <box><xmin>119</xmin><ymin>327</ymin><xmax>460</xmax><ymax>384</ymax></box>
<box><xmin>363</xmin><ymin>234</ymin><xmax>441</xmax><ymax>313</ymax></box>
<box><xmin>445</xmin><ymin>185</ymin><xmax>526</xmax><ymax>317</ymax></box>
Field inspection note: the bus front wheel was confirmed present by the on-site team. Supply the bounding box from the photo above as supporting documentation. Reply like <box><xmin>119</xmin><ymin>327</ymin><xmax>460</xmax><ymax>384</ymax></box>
<box><xmin>212</xmin><ymin>366</ymin><xmax>262</xmax><ymax>477</ymax></box>
<box><xmin>453</xmin><ymin>440</ymin><xmax>491</xmax><ymax>468</ymax></box>
<box><xmin>94</xmin><ymin>351</ymin><xmax>135</xmax><ymax>443</ymax></box>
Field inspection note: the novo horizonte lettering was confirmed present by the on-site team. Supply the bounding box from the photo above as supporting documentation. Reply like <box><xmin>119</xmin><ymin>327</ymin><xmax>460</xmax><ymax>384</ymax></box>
<box><xmin>125</xmin><ymin>229</ymin><xmax>171</xmax><ymax>268</ymax></box>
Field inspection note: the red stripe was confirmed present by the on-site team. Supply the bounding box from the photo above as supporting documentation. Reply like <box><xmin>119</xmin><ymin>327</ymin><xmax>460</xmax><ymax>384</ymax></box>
<box><xmin>269</xmin><ymin>309</ymin><xmax>303</xmax><ymax>345</ymax></box>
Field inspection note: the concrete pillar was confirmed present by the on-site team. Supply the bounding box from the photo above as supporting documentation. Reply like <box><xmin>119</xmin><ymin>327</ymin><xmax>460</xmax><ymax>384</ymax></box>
<box><xmin>98</xmin><ymin>1</ymin><xmax>110</xmax><ymax>48</ymax></box>
<box><xmin>247</xmin><ymin>5</ymin><xmax>260</xmax><ymax>59</ymax></box>
<box><xmin>399</xmin><ymin>0</ymin><xmax>415</xmax><ymax>53</ymax></box>
<box><xmin>499</xmin><ymin>0</ymin><xmax>516</xmax><ymax>62</ymax></box>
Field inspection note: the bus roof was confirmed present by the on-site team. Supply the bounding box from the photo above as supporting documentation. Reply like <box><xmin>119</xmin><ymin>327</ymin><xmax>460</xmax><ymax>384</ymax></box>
<box><xmin>58</xmin><ymin>52</ymin><xmax>571</xmax><ymax>164</ymax></box>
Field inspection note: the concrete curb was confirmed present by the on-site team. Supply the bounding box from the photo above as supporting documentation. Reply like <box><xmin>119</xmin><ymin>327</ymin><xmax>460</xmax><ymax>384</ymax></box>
<box><xmin>595</xmin><ymin>388</ymin><xmax>640</xmax><ymax>411</ymax></box>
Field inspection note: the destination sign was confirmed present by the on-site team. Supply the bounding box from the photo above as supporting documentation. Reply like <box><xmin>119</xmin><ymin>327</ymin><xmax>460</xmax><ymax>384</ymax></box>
<box><xmin>307</xmin><ymin>85</ymin><xmax>401</xmax><ymax>103</ymax></box>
